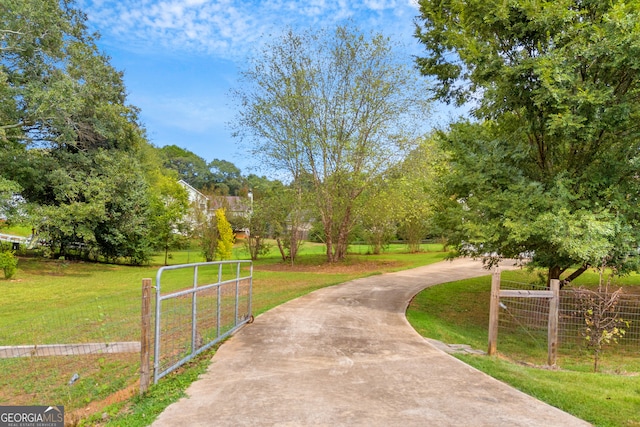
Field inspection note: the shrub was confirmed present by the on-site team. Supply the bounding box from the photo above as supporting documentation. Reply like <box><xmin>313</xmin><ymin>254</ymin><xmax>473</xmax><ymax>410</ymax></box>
<box><xmin>0</xmin><ymin>250</ymin><xmax>17</xmax><ymax>279</ymax></box>
<box><xmin>574</xmin><ymin>282</ymin><xmax>629</xmax><ymax>372</ymax></box>
<box><xmin>215</xmin><ymin>208</ymin><xmax>234</xmax><ymax>260</ymax></box>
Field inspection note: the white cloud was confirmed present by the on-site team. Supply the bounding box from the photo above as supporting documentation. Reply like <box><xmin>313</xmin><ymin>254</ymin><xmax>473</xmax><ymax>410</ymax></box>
<box><xmin>362</xmin><ymin>0</ymin><xmax>396</xmax><ymax>11</ymax></box>
<box><xmin>79</xmin><ymin>0</ymin><xmax>419</xmax><ymax>58</ymax></box>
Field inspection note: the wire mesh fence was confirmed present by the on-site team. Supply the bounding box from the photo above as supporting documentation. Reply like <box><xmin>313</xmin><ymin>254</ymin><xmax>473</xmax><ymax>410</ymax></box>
<box><xmin>497</xmin><ymin>279</ymin><xmax>640</xmax><ymax>362</ymax></box>
<box><xmin>152</xmin><ymin>261</ymin><xmax>253</xmax><ymax>384</ymax></box>
<box><xmin>1</xmin><ymin>259</ymin><xmax>254</xmax><ymax>422</ymax></box>
<box><xmin>559</xmin><ymin>285</ymin><xmax>640</xmax><ymax>351</ymax></box>
<box><xmin>0</xmin><ymin>288</ymin><xmax>142</xmax><ymax>415</ymax></box>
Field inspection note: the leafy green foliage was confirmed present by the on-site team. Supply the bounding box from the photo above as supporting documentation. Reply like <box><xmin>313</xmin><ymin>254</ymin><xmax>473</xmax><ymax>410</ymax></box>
<box><xmin>0</xmin><ymin>177</ymin><xmax>22</xmax><ymax>221</ymax></box>
<box><xmin>394</xmin><ymin>137</ymin><xmax>444</xmax><ymax>252</ymax></box>
<box><xmin>0</xmin><ymin>0</ymin><xmax>184</xmax><ymax>264</ymax></box>
<box><xmin>160</xmin><ymin>145</ymin><xmax>212</xmax><ymax>191</ymax></box>
<box><xmin>0</xmin><ymin>250</ymin><xmax>17</xmax><ymax>278</ymax></box>
<box><xmin>209</xmin><ymin>159</ymin><xmax>244</xmax><ymax>196</ymax></box>
<box><xmin>160</xmin><ymin>146</ymin><xmax>248</xmax><ymax>196</ymax></box>
<box><xmin>233</xmin><ymin>24</ymin><xmax>429</xmax><ymax>262</ymax></box>
<box><xmin>356</xmin><ymin>182</ymin><xmax>398</xmax><ymax>255</ymax></box>
<box><xmin>148</xmin><ymin>174</ymin><xmax>190</xmax><ymax>265</ymax></box>
<box><xmin>191</xmin><ymin>195</ymin><xmax>219</xmax><ymax>262</ymax></box>
<box><xmin>417</xmin><ymin>0</ymin><xmax>640</xmax><ymax>281</ymax></box>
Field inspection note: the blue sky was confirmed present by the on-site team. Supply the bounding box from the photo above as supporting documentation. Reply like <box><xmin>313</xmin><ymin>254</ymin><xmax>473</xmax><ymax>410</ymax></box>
<box><xmin>77</xmin><ymin>0</ymin><xmax>443</xmax><ymax>174</ymax></box>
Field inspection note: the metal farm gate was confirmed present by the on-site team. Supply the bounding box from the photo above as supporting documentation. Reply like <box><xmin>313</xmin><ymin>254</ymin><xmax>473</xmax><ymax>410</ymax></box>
<box><xmin>140</xmin><ymin>260</ymin><xmax>253</xmax><ymax>390</ymax></box>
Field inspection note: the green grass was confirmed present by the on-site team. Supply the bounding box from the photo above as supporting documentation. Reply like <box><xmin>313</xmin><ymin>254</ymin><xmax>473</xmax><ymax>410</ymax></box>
<box><xmin>457</xmin><ymin>355</ymin><xmax>640</xmax><ymax>427</ymax></box>
<box><xmin>78</xmin><ymin>346</ymin><xmax>218</xmax><ymax>427</ymax></box>
<box><xmin>0</xmin><ymin>242</ymin><xmax>449</xmax><ymax>424</ymax></box>
<box><xmin>8</xmin><ymin>244</ymin><xmax>640</xmax><ymax>426</ymax></box>
<box><xmin>0</xmin><ymin>223</ymin><xmax>33</xmax><ymax>237</ymax></box>
<box><xmin>406</xmin><ymin>269</ymin><xmax>640</xmax><ymax>427</ymax></box>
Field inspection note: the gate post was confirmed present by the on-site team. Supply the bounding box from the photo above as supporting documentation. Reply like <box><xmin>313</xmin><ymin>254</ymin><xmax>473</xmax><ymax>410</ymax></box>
<box><xmin>488</xmin><ymin>267</ymin><xmax>501</xmax><ymax>355</ymax></box>
<box><xmin>547</xmin><ymin>279</ymin><xmax>560</xmax><ymax>366</ymax></box>
<box><xmin>140</xmin><ymin>278</ymin><xmax>152</xmax><ymax>394</ymax></box>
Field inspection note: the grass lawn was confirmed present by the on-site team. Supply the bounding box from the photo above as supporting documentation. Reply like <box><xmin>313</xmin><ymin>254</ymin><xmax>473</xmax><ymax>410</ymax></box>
<box><xmin>7</xmin><ymin>237</ymin><xmax>638</xmax><ymax>427</ymax></box>
<box><xmin>0</xmin><ymin>240</ymin><xmax>449</xmax><ymax>425</ymax></box>
<box><xmin>407</xmin><ymin>269</ymin><xmax>640</xmax><ymax>427</ymax></box>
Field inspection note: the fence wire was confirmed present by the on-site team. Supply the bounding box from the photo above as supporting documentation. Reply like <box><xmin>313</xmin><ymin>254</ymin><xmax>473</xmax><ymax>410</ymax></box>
<box><xmin>153</xmin><ymin>261</ymin><xmax>252</xmax><ymax>383</ymax></box>
<box><xmin>0</xmin><ymin>288</ymin><xmax>142</xmax><ymax>416</ymax></box>
<box><xmin>559</xmin><ymin>286</ymin><xmax>640</xmax><ymax>350</ymax></box>
<box><xmin>1</xmin><ymin>260</ymin><xmax>253</xmax><ymax>423</ymax></box>
<box><xmin>498</xmin><ymin>280</ymin><xmax>640</xmax><ymax>357</ymax></box>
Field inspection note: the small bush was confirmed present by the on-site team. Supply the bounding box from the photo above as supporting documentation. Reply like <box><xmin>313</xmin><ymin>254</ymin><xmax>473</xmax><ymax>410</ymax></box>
<box><xmin>0</xmin><ymin>250</ymin><xmax>18</xmax><ymax>279</ymax></box>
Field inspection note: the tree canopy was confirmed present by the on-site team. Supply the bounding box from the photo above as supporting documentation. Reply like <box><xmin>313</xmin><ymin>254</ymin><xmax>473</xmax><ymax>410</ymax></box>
<box><xmin>0</xmin><ymin>0</ymin><xmax>186</xmax><ymax>264</ymax></box>
<box><xmin>161</xmin><ymin>145</ymin><xmax>212</xmax><ymax>190</ymax></box>
<box><xmin>416</xmin><ymin>0</ymin><xmax>640</xmax><ymax>282</ymax></box>
<box><xmin>233</xmin><ymin>24</ymin><xmax>430</xmax><ymax>262</ymax></box>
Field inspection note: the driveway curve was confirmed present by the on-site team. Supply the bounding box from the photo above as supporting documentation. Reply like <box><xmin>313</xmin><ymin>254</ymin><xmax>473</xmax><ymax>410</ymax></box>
<box><xmin>152</xmin><ymin>258</ymin><xmax>590</xmax><ymax>426</ymax></box>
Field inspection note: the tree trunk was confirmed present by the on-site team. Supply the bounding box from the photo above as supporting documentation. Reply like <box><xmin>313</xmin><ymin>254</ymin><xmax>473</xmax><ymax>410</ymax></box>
<box><xmin>562</xmin><ymin>264</ymin><xmax>589</xmax><ymax>288</ymax></box>
<box><xmin>325</xmin><ymin>235</ymin><xmax>335</xmax><ymax>262</ymax></box>
<box><xmin>331</xmin><ymin>205</ymin><xmax>353</xmax><ymax>262</ymax></box>
<box><xmin>275</xmin><ymin>237</ymin><xmax>287</xmax><ymax>262</ymax></box>
<box><xmin>323</xmin><ymin>212</ymin><xmax>336</xmax><ymax>262</ymax></box>
<box><xmin>548</xmin><ymin>264</ymin><xmax>589</xmax><ymax>289</ymax></box>
<box><xmin>289</xmin><ymin>227</ymin><xmax>298</xmax><ymax>266</ymax></box>
<box><xmin>547</xmin><ymin>266</ymin><xmax>566</xmax><ymax>289</ymax></box>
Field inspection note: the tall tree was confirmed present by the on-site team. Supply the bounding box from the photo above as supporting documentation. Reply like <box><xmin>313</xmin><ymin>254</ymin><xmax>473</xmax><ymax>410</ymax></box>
<box><xmin>1</xmin><ymin>0</ymin><xmax>142</xmax><ymax>152</ymax></box>
<box><xmin>416</xmin><ymin>0</ymin><xmax>640</xmax><ymax>283</ymax></box>
<box><xmin>233</xmin><ymin>24</ymin><xmax>429</xmax><ymax>262</ymax></box>
<box><xmin>1</xmin><ymin>0</ymin><xmax>155</xmax><ymax>264</ymax></box>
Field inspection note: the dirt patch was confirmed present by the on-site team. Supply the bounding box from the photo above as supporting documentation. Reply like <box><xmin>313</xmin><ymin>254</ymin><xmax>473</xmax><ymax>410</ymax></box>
<box><xmin>66</xmin><ymin>381</ymin><xmax>139</xmax><ymax>426</ymax></box>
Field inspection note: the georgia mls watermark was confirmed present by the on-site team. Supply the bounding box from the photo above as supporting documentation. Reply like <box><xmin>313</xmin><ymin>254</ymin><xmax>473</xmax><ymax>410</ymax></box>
<box><xmin>0</xmin><ymin>406</ymin><xmax>64</xmax><ymax>427</ymax></box>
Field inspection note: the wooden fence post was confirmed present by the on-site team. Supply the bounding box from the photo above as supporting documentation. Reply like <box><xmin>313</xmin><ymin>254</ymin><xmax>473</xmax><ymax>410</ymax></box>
<box><xmin>140</xmin><ymin>278</ymin><xmax>152</xmax><ymax>394</ymax></box>
<box><xmin>488</xmin><ymin>267</ymin><xmax>501</xmax><ymax>356</ymax></box>
<box><xmin>547</xmin><ymin>278</ymin><xmax>560</xmax><ymax>367</ymax></box>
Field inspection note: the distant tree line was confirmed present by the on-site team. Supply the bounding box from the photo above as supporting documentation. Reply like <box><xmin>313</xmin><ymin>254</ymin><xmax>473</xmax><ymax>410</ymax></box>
<box><xmin>5</xmin><ymin>0</ymin><xmax>637</xmax><ymax>284</ymax></box>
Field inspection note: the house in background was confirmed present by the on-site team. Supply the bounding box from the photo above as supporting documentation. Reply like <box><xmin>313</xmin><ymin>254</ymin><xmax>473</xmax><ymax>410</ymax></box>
<box><xmin>177</xmin><ymin>180</ymin><xmax>253</xmax><ymax>238</ymax></box>
<box><xmin>178</xmin><ymin>180</ymin><xmax>207</xmax><ymax>212</ymax></box>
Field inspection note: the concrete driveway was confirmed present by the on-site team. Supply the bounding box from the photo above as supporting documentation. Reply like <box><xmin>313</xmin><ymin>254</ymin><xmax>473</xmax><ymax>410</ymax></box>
<box><xmin>152</xmin><ymin>258</ymin><xmax>590</xmax><ymax>426</ymax></box>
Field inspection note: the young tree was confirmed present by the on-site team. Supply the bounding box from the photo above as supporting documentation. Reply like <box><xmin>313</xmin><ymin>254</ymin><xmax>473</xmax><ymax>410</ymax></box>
<box><xmin>239</xmin><ymin>201</ymin><xmax>271</xmax><ymax>261</ymax></box>
<box><xmin>357</xmin><ymin>182</ymin><xmax>399</xmax><ymax>255</ymax></box>
<box><xmin>197</xmin><ymin>212</ymin><xmax>219</xmax><ymax>263</ymax></box>
<box><xmin>148</xmin><ymin>174</ymin><xmax>190</xmax><ymax>266</ymax></box>
<box><xmin>395</xmin><ymin>137</ymin><xmax>443</xmax><ymax>252</ymax></box>
<box><xmin>0</xmin><ymin>249</ymin><xmax>17</xmax><ymax>279</ymax></box>
<box><xmin>238</xmin><ymin>179</ymin><xmax>284</xmax><ymax>261</ymax></box>
<box><xmin>215</xmin><ymin>208</ymin><xmax>234</xmax><ymax>260</ymax></box>
<box><xmin>574</xmin><ymin>283</ymin><xmax>628</xmax><ymax>373</ymax></box>
<box><xmin>233</xmin><ymin>24</ymin><xmax>429</xmax><ymax>262</ymax></box>
<box><xmin>416</xmin><ymin>0</ymin><xmax>640</xmax><ymax>283</ymax></box>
